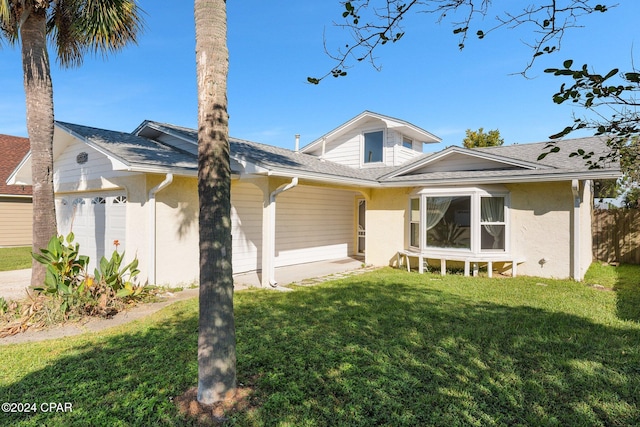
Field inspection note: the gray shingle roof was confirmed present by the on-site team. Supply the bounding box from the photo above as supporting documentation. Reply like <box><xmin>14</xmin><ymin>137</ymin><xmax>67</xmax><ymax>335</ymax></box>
<box><xmin>146</xmin><ymin>121</ymin><xmax>383</xmax><ymax>182</ymax></box>
<box><xmin>57</xmin><ymin>121</ymin><xmax>198</xmax><ymax>171</ymax></box>
<box><xmin>55</xmin><ymin>120</ymin><xmax>621</xmax><ymax>185</ymax></box>
<box><xmin>475</xmin><ymin>136</ymin><xmax>617</xmax><ymax>170</ymax></box>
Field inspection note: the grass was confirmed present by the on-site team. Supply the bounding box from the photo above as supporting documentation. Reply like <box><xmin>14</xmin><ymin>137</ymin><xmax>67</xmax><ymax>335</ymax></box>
<box><xmin>1</xmin><ymin>265</ymin><xmax>639</xmax><ymax>426</ymax></box>
<box><xmin>0</xmin><ymin>246</ymin><xmax>31</xmax><ymax>271</ymax></box>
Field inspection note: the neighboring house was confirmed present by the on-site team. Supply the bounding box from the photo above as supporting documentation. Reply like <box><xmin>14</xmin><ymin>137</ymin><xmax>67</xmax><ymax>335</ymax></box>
<box><xmin>0</xmin><ymin>134</ymin><xmax>32</xmax><ymax>247</ymax></box>
<box><xmin>8</xmin><ymin>111</ymin><xmax>621</xmax><ymax>285</ymax></box>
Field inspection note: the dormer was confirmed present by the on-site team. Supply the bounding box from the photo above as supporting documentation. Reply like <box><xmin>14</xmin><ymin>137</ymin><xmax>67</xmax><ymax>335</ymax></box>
<box><xmin>300</xmin><ymin>111</ymin><xmax>441</xmax><ymax>168</ymax></box>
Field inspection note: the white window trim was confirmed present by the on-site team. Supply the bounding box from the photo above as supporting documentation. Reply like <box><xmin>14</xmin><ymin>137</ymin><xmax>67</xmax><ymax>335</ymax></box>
<box><xmin>402</xmin><ymin>136</ymin><xmax>413</xmax><ymax>150</ymax></box>
<box><xmin>360</xmin><ymin>128</ymin><xmax>386</xmax><ymax>167</ymax></box>
<box><xmin>410</xmin><ymin>186</ymin><xmax>510</xmax><ymax>257</ymax></box>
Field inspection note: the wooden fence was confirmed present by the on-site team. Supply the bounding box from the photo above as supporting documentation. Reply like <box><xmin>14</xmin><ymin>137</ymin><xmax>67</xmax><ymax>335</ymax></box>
<box><xmin>592</xmin><ymin>209</ymin><xmax>640</xmax><ymax>264</ymax></box>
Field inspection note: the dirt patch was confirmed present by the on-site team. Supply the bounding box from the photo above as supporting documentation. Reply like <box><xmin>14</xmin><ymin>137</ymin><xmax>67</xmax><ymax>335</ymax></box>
<box><xmin>588</xmin><ymin>283</ymin><xmax>614</xmax><ymax>291</ymax></box>
<box><xmin>175</xmin><ymin>385</ymin><xmax>257</xmax><ymax>425</ymax></box>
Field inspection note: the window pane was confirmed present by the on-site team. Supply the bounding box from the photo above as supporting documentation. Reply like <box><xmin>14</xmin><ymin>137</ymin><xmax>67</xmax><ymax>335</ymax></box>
<box><xmin>403</xmin><ymin>137</ymin><xmax>413</xmax><ymax>149</ymax></box>
<box><xmin>481</xmin><ymin>225</ymin><xmax>505</xmax><ymax>250</ymax></box>
<box><xmin>410</xmin><ymin>223</ymin><xmax>420</xmax><ymax>247</ymax></box>
<box><xmin>481</xmin><ymin>197</ymin><xmax>504</xmax><ymax>222</ymax></box>
<box><xmin>364</xmin><ymin>131</ymin><xmax>383</xmax><ymax>163</ymax></box>
<box><xmin>410</xmin><ymin>198</ymin><xmax>420</xmax><ymax>222</ymax></box>
<box><xmin>426</xmin><ymin>196</ymin><xmax>471</xmax><ymax>249</ymax></box>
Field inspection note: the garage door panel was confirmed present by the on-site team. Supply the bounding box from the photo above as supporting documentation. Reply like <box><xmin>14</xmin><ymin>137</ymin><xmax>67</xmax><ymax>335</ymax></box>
<box><xmin>55</xmin><ymin>192</ymin><xmax>126</xmax><ymax>272</ymax></box>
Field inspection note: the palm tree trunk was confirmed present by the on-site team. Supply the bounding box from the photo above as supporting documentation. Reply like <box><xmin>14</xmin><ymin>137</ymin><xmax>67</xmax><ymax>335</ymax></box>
<box><xmin>195</xmin><ymin>0</ymin><xmax>237</xmax><ymax>404</ymax></box>
<box><xmin>20</xmin><ymin>9</ymin><xmax>58</xmax><ymax>288</ymax></box>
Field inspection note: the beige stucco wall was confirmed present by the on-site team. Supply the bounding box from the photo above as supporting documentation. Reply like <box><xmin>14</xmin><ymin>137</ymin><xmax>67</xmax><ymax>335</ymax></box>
<box><xmin>365</xmin><ymin>187</ymin><xmax>412</xmax><ymax>267</ymax></box>
<box><xmin>0</xmin><ymin>197</ymin><xmax>32</xmax><ymax>247</ymax></box>
<box><xmin>366</xmin><ymin>181</ymin><xmax>594</xmax><ymax>280</ymax></box>
<box><xmin>508</xmin><ymin>181</ymin><xmax>575</xmax><ymax>279</ymax></box>
<box><xmin>154</xmin><ymin>175</ymin><xmax>200</xmax><ymax>286</ymax></box>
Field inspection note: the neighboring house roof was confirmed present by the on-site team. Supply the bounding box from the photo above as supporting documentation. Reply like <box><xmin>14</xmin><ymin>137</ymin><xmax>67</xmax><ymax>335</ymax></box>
<box><xmin>300</xmin><ymin>111</ymin><xmax>441</xmax><ymax>153</ymax></box>
<box><xmin>0</xmin><ymin>134</ymin><xmax>31</xmax><ymax>197</ymax></box>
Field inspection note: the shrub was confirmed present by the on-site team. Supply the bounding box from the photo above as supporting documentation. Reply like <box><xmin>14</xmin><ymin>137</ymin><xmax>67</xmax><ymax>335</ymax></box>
<box><xmin>32</xmin><ymin>233</ymin><xmax>90</xmax><ymax>315</ymax></box>
<box><xmin>31</xmin><ymin>234</ymin><xmax>152</xmax><ymax>319</ymax></box>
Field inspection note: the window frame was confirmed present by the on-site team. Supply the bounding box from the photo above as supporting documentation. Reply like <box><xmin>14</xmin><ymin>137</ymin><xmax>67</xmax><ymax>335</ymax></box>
<box><xmin>361</xmin><ymin>129</ymin><xmax>385</xmax><ymax>166</ymax></box>
<box><xmin>408</xmin><ymin>187</ymin><xmax>510</xmax><ymax>256</ymax></box>
<box><xmin>402</xmin><ymin>136</ymin><xmax>413</xmax><ymax>150</ymax></box>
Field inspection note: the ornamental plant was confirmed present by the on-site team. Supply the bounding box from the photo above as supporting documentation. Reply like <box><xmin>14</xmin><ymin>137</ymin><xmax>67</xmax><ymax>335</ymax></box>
<box><xmin>32</xmin><ymin>232</ymin><xmax>89</xmax><ymax>314</ymax></box>
<box><xmin>31</xmin><ymin>234</ymin><xmax>149</xmax><ymax>318</ymax></box>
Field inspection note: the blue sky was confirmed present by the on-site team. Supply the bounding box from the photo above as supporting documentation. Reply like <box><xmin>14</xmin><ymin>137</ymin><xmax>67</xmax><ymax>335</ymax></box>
<box><xmin>0</xmin><ymin>1</ymin><xmax>638</xmax><ymax>152</ymax></box>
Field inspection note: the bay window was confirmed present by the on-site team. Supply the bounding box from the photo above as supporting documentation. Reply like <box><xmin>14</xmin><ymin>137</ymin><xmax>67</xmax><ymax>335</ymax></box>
<box><xmin>426</xmin><ymin>196</ymin><xmax>471</xmax><ymax>249</ymax></box>
<box><xmin>409</xmin><ymin>188</ymin><xmax>509</xmax><ymax>255</ymax></box>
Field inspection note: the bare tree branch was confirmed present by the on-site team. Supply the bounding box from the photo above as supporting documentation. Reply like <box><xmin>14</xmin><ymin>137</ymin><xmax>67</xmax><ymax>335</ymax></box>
<box><xmin>309</xmin><ymin>0</ymin><xmax>614</xmax><ymax>83</ymax></box>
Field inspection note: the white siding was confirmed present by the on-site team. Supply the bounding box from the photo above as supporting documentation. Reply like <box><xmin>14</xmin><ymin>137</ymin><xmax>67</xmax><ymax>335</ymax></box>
<box><xmin>409</xmin><ymin>152</ymin><xmax>520</xmax><ymax>174</ymax></box>
<box><xmin>393</xmin><ymin>144</ymin><xmax>423</xmax><ymax>166</ymax></box>
<box><xmin>54</xmin><ymin>139</ymin><xmax>121</xmax><ymax>191</ymax></box>
<box><xmin>313</xmin><ymin>130</ymin><xmax>362</xmax><ymax>167</ymax></box>
<box><xmin>307</xmin><ymin>124</ymin><xmax>422</xmax><ymax>168</ymax></box>
<box><xmin>231</xmin><ymin>181</ymin><xmax>263</xmax><ymax>273</ymax></box>
<box><xmin>274</xmin><ymin>186</ymin><xmax>356</xmax><ymax>267</ymax></box>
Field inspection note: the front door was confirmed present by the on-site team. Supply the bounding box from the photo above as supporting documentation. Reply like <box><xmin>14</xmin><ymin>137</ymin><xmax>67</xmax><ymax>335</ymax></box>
<box><xmin>357</xmin><ymin>199</ymin><xmax>366</xmax><ymax>255</ymax></box>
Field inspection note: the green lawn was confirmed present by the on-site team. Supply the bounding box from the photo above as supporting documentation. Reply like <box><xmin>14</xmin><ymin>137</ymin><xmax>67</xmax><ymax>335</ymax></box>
<box><xmin>1</xmin><ymin>266</ymin><xmax>639</xmax><ymax>426</ymax></box>
<box><xmin>0</xmin><ymin>246</ymin><xmax>32</xmax><ymax>271</ymax></box>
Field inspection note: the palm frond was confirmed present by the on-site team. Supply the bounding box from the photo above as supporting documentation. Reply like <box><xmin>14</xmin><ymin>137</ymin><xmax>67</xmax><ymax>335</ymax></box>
<box><xmin>0</xmin><ymin>0</ymin><xmax>19</xmax><ymax>43</ymax></box>
<box><xmin>49</xmin><ymin>0</ymin><xmax>144</xmax><ymax>67</ymax></box>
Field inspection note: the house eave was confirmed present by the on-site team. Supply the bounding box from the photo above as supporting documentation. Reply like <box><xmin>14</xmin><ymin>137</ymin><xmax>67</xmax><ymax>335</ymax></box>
<box><xmin>377</xmin><ymin>170</ymin><xmax>622</xmax><ymax>187</ymax></box>
<box><xmin>249</xmin><ymin>168</ymin><xmax>379</xmax><ymax>188</ymax></box>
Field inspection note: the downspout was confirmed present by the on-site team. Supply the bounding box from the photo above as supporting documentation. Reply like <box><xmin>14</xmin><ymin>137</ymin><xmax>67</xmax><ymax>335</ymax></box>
<box><xmin>148</xmin><ymin>173</ymin><xmax>174</xmax><ymax>284</ymax></box>
<box><xmin>571</xmin><ymin>179</ymin><xmax>582</xmax><ymax>281</ymax></box>
<box><xmin>267</xmin><ymin>177</ymin><xmax>299</xmax><ymax>287</ymax></box>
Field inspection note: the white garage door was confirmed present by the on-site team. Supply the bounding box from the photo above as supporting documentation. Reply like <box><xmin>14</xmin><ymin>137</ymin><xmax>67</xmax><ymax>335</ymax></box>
<box><xmin>55</xmin><ymin>192</ymin><xmax>127</xmax><ymax>272</ymax></box>
<box><xmin>230</xmin><ymin>182</ymin><xmax>263</xmax><ymax>274</ymax></box>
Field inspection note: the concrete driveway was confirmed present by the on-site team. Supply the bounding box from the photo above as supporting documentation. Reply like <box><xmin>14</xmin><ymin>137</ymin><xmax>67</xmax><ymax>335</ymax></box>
<box><xmin>0</xmin><ymin>269</ymin><xmax>32</xmax><ymax>301</ymax></box>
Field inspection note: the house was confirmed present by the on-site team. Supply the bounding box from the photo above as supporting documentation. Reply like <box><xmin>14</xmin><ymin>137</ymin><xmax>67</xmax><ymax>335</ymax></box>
<box><xmin>7</xmin><ymin>111</ymin><xmax>621</xmax><ymax>285</ymax></box>
<box><xmin>0</xmin><ymin>134</ymin><xmax>32</xmax><ymax>247</ymax></box>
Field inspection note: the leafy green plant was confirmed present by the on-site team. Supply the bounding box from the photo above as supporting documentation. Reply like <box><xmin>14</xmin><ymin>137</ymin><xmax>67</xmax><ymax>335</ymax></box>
<box><xmin>30</xmin><ymin>234</ymin><xmax>149</xmax><ymax>320</ymax></box>
<box><xmin>32</xmin><ymin>233</ymin><xmax>89</xmax><ymax>314</ymax></box>
<box><xmin>0</xmin><ymin>297</ymin><xmax>8</xmax><ymax>315</ymax></box>
<box><xmin>93</xmin><ymin>244</ymin><xmax>142</xmax><ymax>298</ymax></box>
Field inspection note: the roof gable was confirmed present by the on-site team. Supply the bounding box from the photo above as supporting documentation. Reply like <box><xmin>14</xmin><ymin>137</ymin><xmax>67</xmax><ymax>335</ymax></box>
<box><xmin>0</xmin><ymin>134</ymin><xmax>31</xmax><ymax>196</ymax></box>
<box><xmin>382</xmin><ymin>146</ymin><xmax>550</xmax><ymax>179</ymax></box>
<box><xmin>300</xmin><ymin>111</ymin><xmax>441</xmax><ymax>153</ymax></box>
<box><xmin>56</xmin><ymin>121</ymin><xmax>198</xmax><ymax>174</ymax></box>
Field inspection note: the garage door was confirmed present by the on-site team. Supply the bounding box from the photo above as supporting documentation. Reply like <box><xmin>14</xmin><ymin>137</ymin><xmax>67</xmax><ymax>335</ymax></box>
<box><xmin>55</xmin><ymin>192</ymin><xmax>127</xmax><ymax>272</ymax></box>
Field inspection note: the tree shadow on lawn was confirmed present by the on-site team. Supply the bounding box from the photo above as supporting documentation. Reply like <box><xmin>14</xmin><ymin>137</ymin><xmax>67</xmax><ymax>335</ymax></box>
<box><xmin>2</xmin><ymin>276</ymin><xmax>639</xmax><ymax>426</ymax></box>
<box><xmin>611</xmin><ymin>264</ymin><xmax>640</xmax><ymax>322</ymax></box>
